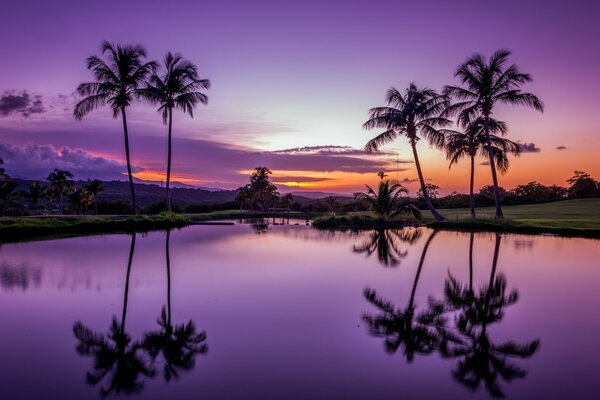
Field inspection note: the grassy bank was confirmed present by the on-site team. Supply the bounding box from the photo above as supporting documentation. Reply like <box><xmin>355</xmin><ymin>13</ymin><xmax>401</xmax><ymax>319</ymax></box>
<box><xmin>0</xmin><ymin>210</ymin><xmax>320</xmax><ymax>243</ymax></box>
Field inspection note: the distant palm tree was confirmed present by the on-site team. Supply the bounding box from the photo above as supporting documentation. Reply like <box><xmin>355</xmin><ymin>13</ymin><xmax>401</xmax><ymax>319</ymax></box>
<box><xmin>353</xmin><ymin>227</ymin><xmax>422</xmax><ymax>267</ymax></box>
<box><xmin>73</xmin><ymin>234</ymin><xmax>155</xmax><ymax>397</ymax></box>
<box><xmin>363</xmin><ymin>84</ymin><xmax>452</xmax><ymax>221</ymax></box>
<box><xmin>86</xmin><ymin>179</ymin><xmax>104</xmax><ymax>215</ymax></box>
<box><xmin>27</xmin><ymin>181</ymin><xmax>45</xmax><ymax>212</ymax></box>
<box><xmin>325</xmin><ymin>195</ymin><xmax>338</xmax><ymax>211</ymax></box>
<box><xmin>446</xmin><ymin>117</ymin><xmax>521</xmax><ymax>217</ymax></box>
<box><xmin>140</xmin><ymin>52</ymin><xmax>209</xmax><ymax>212</ymax></box>
<box><xmin>143</xmin><ymin>231</ymin><xmax>208</xmax><ymax>381</ymax></box>
<box><xmin>74</xmin><ymin>41</ymin><xmax>156</xmax><ymax>215</ymax></box>
<box><xmin>68</xmin><ymin>188</ymin><xmax>92</xmax><ymax>215</ymax></box>
<box><xmin>444</xmin><ymin>50</ymin><xmax>544</xmax><ymax>218</ymax></box>
<box><xmin>0</xmin><ymin>178</ymin><xmax>17</xmax><ymax>216</ymax></box>
<box><xmin>362</xmin><ymin>231</ymin><xmax>445</xmax><ymax>362</ymax></box>
<box><xmin>356</xmin><ymin>180</ymin><xmax>420</xmax><ymax>221</ymax></box>
<box><xmin>279</xmin><ymin>193</ymin><xmax>294</xmax><ymax>210</ymax></box>
<box><xmin>47</xmin><ymin>168</ymin><xmax>74</xmax><ymax>214</ymax></box>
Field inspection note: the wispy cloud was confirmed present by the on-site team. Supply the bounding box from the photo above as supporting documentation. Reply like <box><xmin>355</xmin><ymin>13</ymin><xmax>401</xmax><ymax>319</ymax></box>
<box><xmin>0</xmin><ymin>91</ymin><xmax>45</xmax><ymax>117</ymax></box>
<box><xmin>517</xmin><ymin>142</ymin><xmax>541</xmax><ymax>153</ymax></box>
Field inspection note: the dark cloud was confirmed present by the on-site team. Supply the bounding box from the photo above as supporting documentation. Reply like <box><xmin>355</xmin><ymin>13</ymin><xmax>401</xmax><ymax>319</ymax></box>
<box><xmin>274</xmin><ymin>145</ymin><xmax>399</xmax><ymax>157</ymax></box>
<box><xmin>0</xmin><ymin>141</ymin><xmax>137</xmax><ymax>180</ymax></box>
<box><xmin>0</xmin><ymin>91</ymin><xmax>45</xmax><ymax>117</ymax></box>
<box><xmin>271</xmin><ymin>176</ymin><xmax>335</xmax><ymax>183</ymax></box>
<box><xmin>517</xmin><ymin>142</ymin><xmax>541</xmax><ymax>153</ymax></box>
<box><xmin>556</xmin><ymin>145</ymin><xmax>568</xmax><ymax>150</ymax></box>
<box><xmin>399</xmin><ymin>177</ymin><xmax>418</xmax><ymax>183</ymax></box>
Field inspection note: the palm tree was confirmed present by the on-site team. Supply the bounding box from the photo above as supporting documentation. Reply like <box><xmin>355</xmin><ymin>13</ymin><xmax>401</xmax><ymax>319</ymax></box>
<box><xmin>47</xmin><ymin>168</ymin><xmax>74</xmax><ymax>214</ymax></box>
<box><xmin>356</xmin><ymin>180</ymin><xmax>420</xmax><ymax>221</ymax></box>
<box><xmin>86</xmin><ymin>179</ymin><xmax>104</xmax><ymax>215</ymax></box>
<box><xmin>325</xmin><ymin>195</ymin><xmax>338</xmax><ymax>212</ymax></box>
<box><xmin>0</xmin><ymin>178</ymin><xmax>17</xmax><ymax>216</ymax></box>
<box><xmin>68</xmin><ymin>188</ymin><xmax>92</xmax><ymax>215</ymax></box>
<box><xmin>362</xmin><ymin>231</ymin><xmax>446</xmax><ymax>362</ymax></box>
<box><xmin>440</xmin><ymin>234</ymin><xmax>540</xmax><ymax>397</ymax></box>
<box><xmin>446</xmin><ymin>117</ymin><xmax>521</xmax><ymax>217</ymax></box>
<box><xmin>26</xmin><ymin>181</ymin><xmax>45</xmax><ymax>212</ymax></box>
<box><xmin>444</xmin><ymin>50</ymin><xmax>544</xmax><ymax>218</ymax></box>
<box><xmin>143</xmin><ymin>231</ymin><xmax>208</xmax><ymax>381</ymax></box>
<box><xmin>363</xmin><ymin>84</ymin><xmax>452</xmax><ymax>221</ymax></box>
<box><xmin>140</xmin><ymin>52</ymin><xmax>209</xmax><ymax>212</ymax></box>
<box><xmin>353</xmin><ymin>227</ymin><xmax>422</xmax><ymax>267</ymax></box>
<box><xmin>73</xmin><ymin>234</ymin><xmax>155</xmax><ymax>396</ymax></box>
<box><xmin>74</xmin><ymin>41</ymin><xmax>156</xmax><ymax>215</ymax></box>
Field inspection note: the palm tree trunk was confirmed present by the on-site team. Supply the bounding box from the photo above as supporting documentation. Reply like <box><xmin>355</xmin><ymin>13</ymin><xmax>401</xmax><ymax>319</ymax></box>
<box><xmin>121</xmin><ymin>107</ymin><xmax>137</xmax><ymax>215</ymax></box>
<box><xmin>121</xmin><ymin>233</ymin><xmax>136</xmax><ymax>334</ymax></box>
<box><xmin>469</xmin><ymin>155</ymin><xmax>476</xmax><ymax>218</ymax></box>
<box><xmin>59</xmin><ymin>192</ymin><xmax>64</xmax><ymax>214</ymax></box>
<box><xmin>166</xmin><ymin>109</ymin><xmax>173</xmax><ymax>213</ymax></box>
<box><xmin>94</xmin><ymin>196</ymin><xmax>98</xmax><ymax>215</ymax></box>
<box><xmin>484</xmin><ymin>116</ymin><xmax>503</xmax><ymax>219</ymax></box>
<box><xmin>468</xmin><ymin>232</ymin><xmax>474</xmax><ymax>291</ymax></box>
<box><xmin>410</xmin><ymin>140</ymin><xmax>445</xmax><ymax>222</ymax></box>
<box><xmin>484</xmin><ymin>233</ymin><xmax>501</xmax><ymax>313</ymax></box>
<box><xmin>408</xmin><ymin>230</ymin><xmax>438</xmax><ymax>309</ymax></box>
<box><xmin>165</xmin><ymin>230</ymin><xmax>172</xmax><ymax>328</ymax></box>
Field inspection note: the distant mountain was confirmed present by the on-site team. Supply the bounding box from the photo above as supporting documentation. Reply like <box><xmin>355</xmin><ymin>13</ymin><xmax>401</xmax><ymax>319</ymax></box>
<box><xmin>288</xmin><ymin>191</ymin><xmax>349</xmax><ymax>199</ymax></box>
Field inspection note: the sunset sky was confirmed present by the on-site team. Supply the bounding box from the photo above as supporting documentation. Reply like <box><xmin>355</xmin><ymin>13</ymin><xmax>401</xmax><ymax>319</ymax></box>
<box><xmin>0</xmin><ymin>0</ymin><xmax>598</xmax><ymax>194</ymax></box>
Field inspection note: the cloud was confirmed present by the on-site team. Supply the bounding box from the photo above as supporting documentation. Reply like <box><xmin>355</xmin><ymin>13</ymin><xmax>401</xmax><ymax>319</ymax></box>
<box><xmin>517</xmin><ymin>142</ymin><xmax>541</xmax><ymax>153</ymax></box>
<box><xmin>480</xmin><ymin>161</ymin><xmax>490</xmax><ymax>166</ymax></box>
<box><xmin>556</xmin><ymin>145</ymin><xmax>568</xmax><ymax>150</ymax></box>
<box><xmin>0</xmin><ymin>91</ymin><xmax>45</xmax><ymax>117</ymax></box>
<box><xmin>0</xmin><ymin>141</ymin><xmax>138</xmax><ymax>180</ymax></box>
<box><xmin>271</xmin><ymin>176</ymin><xmax>335</xmax><ymax>183</ymax></box>
<box><xmin>399</xmin><ymin>177</ymin><xmax>418</xmax><ymax>184</ymax></box>
<box><xmin>274</xmin><ymin>145</ymin><xmax>399</xmax><ymax>157</ymax></box>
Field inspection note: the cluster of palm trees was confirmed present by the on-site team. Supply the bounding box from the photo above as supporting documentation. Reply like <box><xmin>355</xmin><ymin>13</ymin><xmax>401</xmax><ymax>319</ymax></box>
<box><xmin>361</xmin><ymin>230</ymin><xmax>540</xmax><ymax>397</ymax></box>
<box><xmin>364</xmin><ymin>49</ymin><xmax>543</xmax><ymax>220</ymax></box>
<box><xmin>74</xmin><ymin>41</ymin><xmax>210</xmax><ymax>215</ymax></box>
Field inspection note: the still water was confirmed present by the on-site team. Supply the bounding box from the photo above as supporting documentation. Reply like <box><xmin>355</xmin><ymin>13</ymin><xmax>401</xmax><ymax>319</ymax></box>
<box><xmin>1</xmin><ymin>220</ymin><xmax>599</xmax><ymax>399</ymax></box>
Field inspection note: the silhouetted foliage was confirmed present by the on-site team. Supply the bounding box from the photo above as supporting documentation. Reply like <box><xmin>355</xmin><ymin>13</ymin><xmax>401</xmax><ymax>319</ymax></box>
<box><xmin>236</xmin><ymin>167</ymin><xmax>279</xmax><ymax>211</ymax></box>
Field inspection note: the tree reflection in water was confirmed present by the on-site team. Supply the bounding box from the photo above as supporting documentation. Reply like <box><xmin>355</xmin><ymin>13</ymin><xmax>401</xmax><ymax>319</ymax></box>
<box><xmin>72</xmin><ymin>233</ymin><xmax>154</xmax><ymax>397</ymax></box>
<box><xmin>353</xmin><ymin>227</ymin><xmax>422</xmax><ymax>267</ymax></box>
<box><xmin>143</xmin><ymin>230</ymin><xmax>208</xmax><ymax>381</ymax></box>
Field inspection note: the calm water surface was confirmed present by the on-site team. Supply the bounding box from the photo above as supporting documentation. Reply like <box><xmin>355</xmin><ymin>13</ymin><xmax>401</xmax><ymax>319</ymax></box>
<box><xmin>1</xmin><ymin>220</ymin><xmax>599</xmax><ymax>399</ymax></box>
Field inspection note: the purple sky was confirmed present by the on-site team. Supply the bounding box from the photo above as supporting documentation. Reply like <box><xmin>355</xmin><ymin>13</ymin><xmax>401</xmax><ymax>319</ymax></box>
<box><xmin>0</xmin><ymin>0</ymin><xmax>599</xmax><ymax>193</ymax></box>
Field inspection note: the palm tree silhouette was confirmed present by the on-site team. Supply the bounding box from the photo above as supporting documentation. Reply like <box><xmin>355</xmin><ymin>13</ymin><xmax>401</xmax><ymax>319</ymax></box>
<box><xmin>362</xmin><ymin>230</ymin><xmax>446</xmax><ymax>362</ymax></box>
<box><xmin>26</xmin><ymin>181</ymin><xmax>46</xmax><ymax>212</ymax></box>
<box><xmin>363</xmin><ymin>84</ymin><xmax>453</xmax><ymax>221</ymax></box>
<box><xmin>353</xmin><ymin>227</ymin><xmax>422</xmax><ymax>267</ymax></box>
<box><xmin>440</xmin><ymin>234</ymin><xmax>540</xmax><ymax>398</ymax></box>
<box><xmin>446</xmin><ymin>117</ymin><xmax>521</xmax><ymax>217</ymax></box>
<box><xmin>73</xmin><ymin>233</ymin><xmax>154</xmax><ymax>396</ymax></box>
<box><xmin>140</xmin><ymin>52</ymin><xmax>210</xmax><ymax>212</ymax></box>
<box><xmin>355</xmin><ymin>179</ymin><xmax>420</xmax><ymax>221</ymax></box>
<box><xmin>74</xmin><ymin>41</ymin><xmax>156</xmax><ymax>215</ymax></box>
<box><xmin>444</xmin><ymin>50</ymin><xmax>544</xmax><ymax>218</ymax></box>
<box><xmin>143</xmin><ymin>230</ymin><xmax>208</xmax><ymax>381</ymax></box>
<box><xmin>85</xmin><ymin>179</ymin><xmax>104</xmax><ymax>215</ymax></box>
<box><xmin>47</xmin><ymin>168</ymin><xmax>74</xmax><ymax>214</ymax></box>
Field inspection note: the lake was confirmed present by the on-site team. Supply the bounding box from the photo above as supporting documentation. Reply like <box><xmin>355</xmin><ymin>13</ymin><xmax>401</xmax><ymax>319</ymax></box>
<box><xmin>1</xmin><ymin>220</ymin><xmax>599</xmax><ymax>399</ymax></box>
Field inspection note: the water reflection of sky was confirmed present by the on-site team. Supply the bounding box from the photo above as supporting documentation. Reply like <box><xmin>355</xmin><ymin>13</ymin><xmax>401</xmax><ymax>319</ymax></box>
<box><xmin>0</xmin><ymin>223</ymin><xmax>598</xmax><ymax>399</ymax></box>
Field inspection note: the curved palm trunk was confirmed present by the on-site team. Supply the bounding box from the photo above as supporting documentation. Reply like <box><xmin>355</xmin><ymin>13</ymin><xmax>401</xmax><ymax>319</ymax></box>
<box><xmin>410</xmin><ymin>140</ymin><xmax>445</xmax><ymax>222</ymax></box>
<box><xmin>408</xmin><ymin>230</ymin><xmax>438</xmax><ymax>308</ymax></box>
<box><xmin>483</xmin><ymin>116</ymin><xmax>503</xmax><ymax>219</ymax></box>
<box><xmin>121</xmin><ymin>107</ymin><xmax>137</xmax><ymax>215</ymax></box>
<box><xmin>469</xmin><ymin>155</ymin><xmax>476</xmax><ymax>218</ymax></box>
<box><xmin>121</xmin><ymin>233</ymin><xmax>137</xmax><ymax>334</ymax></box>
<box><xmin>166</xmin><ymin>109</ymin><xmax>173</xmax><ymax>213</ymax></box>
<box><xmin>165</xmin><ymin>230</ymin><xmax>172</xmax><ymax>328</ymax></box>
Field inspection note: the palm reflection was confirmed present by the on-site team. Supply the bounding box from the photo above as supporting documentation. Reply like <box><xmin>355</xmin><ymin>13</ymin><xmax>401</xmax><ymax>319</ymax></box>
<box><xmin>354</xmin><ymin>227</ymin><xmax>422</xmax><ymax>267</ymax></box>
<box><xmin>73</xmin><ymin>233</ymin><xmax>154</xmax><ymax>397</ymax></box>
<box><xmin>440</xmin><ymin>234</ymin><xmax>540</xmax><ymax>398</ymax></box>
<box><xmin>362</xmin><ymin>230</ymin><xmax>445</xmax><ymax>361</ymax></box>
<box><xmin>143</xmin><ymin>230</ymin><xmax>208</xmax><ymax>381</ymax></box>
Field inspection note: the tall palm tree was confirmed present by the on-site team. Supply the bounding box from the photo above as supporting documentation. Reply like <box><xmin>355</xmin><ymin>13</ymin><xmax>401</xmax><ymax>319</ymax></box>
<box><xmin>140</xmin><ymin>52</ymin><xmax>209</xmax><ymax>212</ymax></box>
<box><xmin>440</xmin><ymin>234</ymin><xmax>540</xmax><ymax>397</ymax></box>
<box><xmin>446</xmin><ymin>117</ymin><xmax>521</xmax><ymax>217</ymax></box>
<box><xmin>74</xmin><ymin>41</ymin><xmax>156</xmax><ymax>215</ymax></box>
<box><xmin>86</xmin><ymin>179</ymin><xmax>104</xmax><ymax>215</ymax></box>
<box><xmin>27</xmin><ymin>181</ymin><xmax>45</xmax><ymax>212</ymax></box>
<box><xmin>363</xmin><ymin>84</ymin><xmax>452</xmax><ymax>222</ymax></box>
<box><xmin>362</xmin><ymin>230</ymin><xmax>445</xmax><ymax>362</ymax></box>
<box><xmin>444</xmin><ymin>50</ymin><xmax>544</xmax><ymax>218</ymax></box>
<box><xmin>143</xmin><ymin>230</ymin><xmax>208</xmax><ymax>381</ymax></box>
<box><xmin>73</xmin><ymin>234</ymin><xmax>155</xmax><ymax>396</ymax></box>
<box><xmin>356</xmin><ymin>180</ymin><xmax>420</xmax><ymax>221</ymax></box>
<box><xmin>47</xmin><ymin>168</ymin><xmax>74</xmax><ymax>214</ymax></box>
